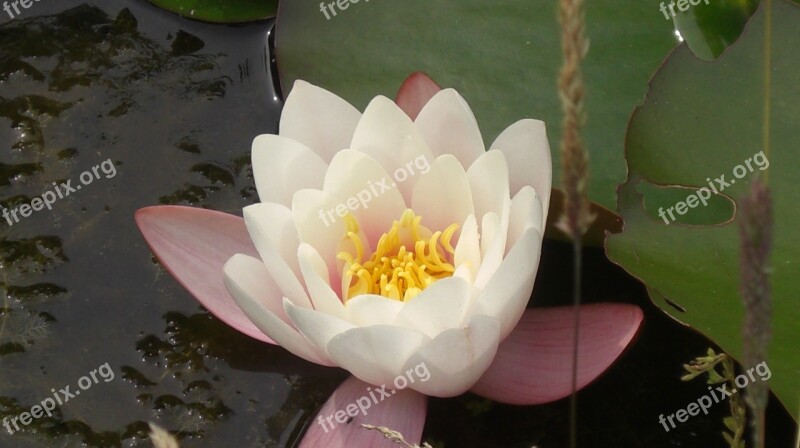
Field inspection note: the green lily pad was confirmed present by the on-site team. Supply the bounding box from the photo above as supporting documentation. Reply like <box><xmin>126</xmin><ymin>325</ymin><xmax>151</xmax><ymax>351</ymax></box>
<box><xmin>607</xmin><ymin>0</ymin><xmax>800</xmax><ymax>416</ymax></box>
<box><xmin>275</xmin><ymin>0</ymin><xmax>676</xmax><ymax>214</ymax></box>
<box><xmin>672</xmin><ymin>0</ymin><xmax>758</xmax><ymax>60</ymax></box>
<box><xmin>147</xmin><ymin>0</ymin><xmax>277</xmax><ymax>23</ymax></box>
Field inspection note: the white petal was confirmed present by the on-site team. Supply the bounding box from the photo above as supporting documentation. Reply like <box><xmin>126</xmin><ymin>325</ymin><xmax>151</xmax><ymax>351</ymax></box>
<box><xmin>452</xmin><ymin>263</ymin><xmax>475</xmax><ymax>286</ymax></box>
<box><xmin>327</xmin><ymin>325</ymin><xmax>430</xmax><ymax>387</ymax></box>
<box><xmin>284</xmin><ymin>298</ymin><xmax>356</xmax><ymax>359</ymax></box>
<box><xmin>466</xmin><ymin>152</ymin><xmax>513</xmax><ymax>287</ymax></box>
<box><xmin>297</xmin><ymin>243</ymin><xmax>347</xmax><ymax>320</ymax></box>
<box><xmin>491</xmin><ymin>119</ymin><xmax>552</xmax><ymax>221</ymax></box>
<box><xmin>291</xmin><ymin>188</ymin><xmax>347</xmax><ymax>274</ymax></box>
<box><xmin>474</xmin><ymin>211</ymin><xmax>508</xmax><ymax>290</ymax></box>
<box><xmin>243</xmin><ymin>203</ymin><xmax>312</xmax><ymax>309</ymax></box>
<box><xmin>280</xmin><ymin>80</ymin><xmax>362</xmax><ymax>163</ymax></box>
<box><xmin>466</xmin><ymin>150</ymin><xmax>511</xmax><ymax>223</ymax></box>
<box><xmin>223</xmin><ymin>254</ymin><xmax>332</xmax><ymax>365</ymax></box>
<box><xmin>507</xmin><ymin>186</ymin><xmax>543</xmax><ymax>253</ymax></box>
<box><xmin>401</xmin><ymin>315</ymin><xmax>501</xmax><ymax>397</ymax></box>
<box><xmin>411</xmin><ymin>154</ymin><xmax>475</xmax><ymax>233</ymax></box>
<box><xmin>251</xmin><ymin>134</ymin><xmax>327</xmax><ymax>207</ymax></box>
<box><xmin>393</xmin><ymin>276</ymin><xmax>470</xmax><ymax>338</ymax></box>
<box><xmin>414</xmin><ymin>89</ymin><xmax>485</xmax><ymax>167</ymax></box>
<box><xmin>454</xmin><ymin>214</ymin><xmax>481</xmax><ymax>279</ymax></box>
<box><xmin>345</xmin><ymin>294</ymin><xmax>405</xmax><ymax>326</ymax></box>
<box><xmin>469</xmin><ymin>226</ymin><xmax>542</xmax><ymax>339</ymax></box>
<box><xmin>323</xmin><ymin>149</ymin><xmax>407</xmax><ymax>245</ymax></box>
<box><xmin>453</xmin><ymin>264</ymin><xmax>479</xmax><ymax>320</ymax></box>
<box><xmin>350</xmin><ymin>96</ymin><xmax>435</xmax><ymax>201</ymax></box>
<box><xmin>479</xmin><ymin>212</ymin><xmax>500</xmax><ymax>259</ymax></box>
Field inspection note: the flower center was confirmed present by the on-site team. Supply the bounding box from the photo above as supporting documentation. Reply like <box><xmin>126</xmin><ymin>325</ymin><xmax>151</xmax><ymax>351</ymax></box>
<box><xmin>338</xmin><ymin>209</ymin><xmax>459</xmax><ymax>303</ymax></box>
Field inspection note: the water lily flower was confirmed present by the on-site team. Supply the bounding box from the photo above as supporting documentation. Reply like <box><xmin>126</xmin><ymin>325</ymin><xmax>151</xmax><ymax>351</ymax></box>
<box><xmin>135</xmin><ymin>72</ymin><xmax>643</xmax><ymax>446</ymax></box>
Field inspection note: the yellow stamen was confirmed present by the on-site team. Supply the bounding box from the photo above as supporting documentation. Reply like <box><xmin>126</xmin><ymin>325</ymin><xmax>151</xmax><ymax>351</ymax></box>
<box><xmin>337</xmin><ymin>210</ymin><xmax>458</xmax><ymax>303</ymax></box>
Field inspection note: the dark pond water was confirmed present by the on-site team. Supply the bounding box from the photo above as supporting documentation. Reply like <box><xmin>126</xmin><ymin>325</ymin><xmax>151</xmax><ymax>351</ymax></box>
<box><xmin>0</xmin><ymin>2</ymin><xmax>795</xmax><ymax>447</ymax></box>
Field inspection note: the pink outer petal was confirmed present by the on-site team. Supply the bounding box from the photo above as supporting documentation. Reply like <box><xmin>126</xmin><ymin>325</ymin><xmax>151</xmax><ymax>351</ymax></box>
<box><xmin>470</xmin><ymin>303</ymin><xmax>643</xmax><ymax>405</ymax></box>
<box><xmin>394</xmin><ymin>72</ymin><xmax>442</xmax><ymax>120</ymax></box>
<box><xmin>299</xmin><ymin>376</ymin><xmax>428</xmax><ymax>448</ymax></box>
<box><xmin>135</xmin><ymin>206</ymin><xmax>274</xmax><ymax>344</ymax></box>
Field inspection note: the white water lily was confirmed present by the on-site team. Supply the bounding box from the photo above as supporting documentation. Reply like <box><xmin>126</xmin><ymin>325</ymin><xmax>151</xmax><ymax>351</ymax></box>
<box><xmin>136</xmin><ymin>73</ymin><xmax>643</xmax><ymax>446</ymax></box>
<box><xmin>221</xmin><ymin>77</ymin><xmax>551</xmax><ymax>397</ymax></box>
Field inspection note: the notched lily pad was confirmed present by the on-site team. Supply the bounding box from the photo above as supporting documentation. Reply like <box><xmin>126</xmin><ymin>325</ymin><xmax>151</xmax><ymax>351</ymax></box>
<box><xmin>608</xmin><ymin>0</ymin><xmax>800</xmax><ymax>416</ymax></box>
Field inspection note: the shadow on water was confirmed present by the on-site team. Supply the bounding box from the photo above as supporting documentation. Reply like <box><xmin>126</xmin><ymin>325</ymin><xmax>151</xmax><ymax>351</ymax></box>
<box><xmin>0</xmin><ymin>2</ymin><xmax>795</xmax><ymax>448</ymax></box>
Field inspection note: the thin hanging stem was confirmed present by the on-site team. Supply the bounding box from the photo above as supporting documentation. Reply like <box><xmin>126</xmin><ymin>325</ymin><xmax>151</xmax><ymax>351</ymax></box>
<box><xmin>556</xmin><ymin>0</ymin><xmax>595</xmax><ymax>445</ymax></box>
<box><xmin>736</xmin><ymin>3</ymin><xmax>775</xmax><ymax>446</ymax></box>
<box><xmin>569</xmin><ymin>237</ymin><xmax>582</xmax><ymax>448</ymax></box>
<box><xmin>739</xmin><ymin>179</ymin><xmax>773</xmax><ymax>448</ymax></box>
